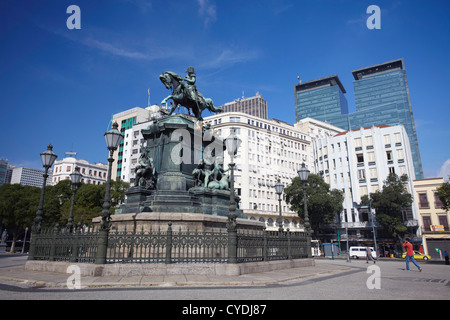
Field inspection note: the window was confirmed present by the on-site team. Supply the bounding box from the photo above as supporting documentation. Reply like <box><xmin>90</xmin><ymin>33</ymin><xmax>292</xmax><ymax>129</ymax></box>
<box><xmin>229</xmin><ymin>117</ymin><xmax>241</xmax><ymax>123</ymax></box>
<box><xmin>422</xmin><ymin>216</ymin><xmax>431</xmax><ymax>231</ymax></box>
<box><xmin>438</xmin><ymin>216</ymin><xmax>449</xmax><ymax>231</ymax></box>
<box><xmin>434</xmin><ymin>193</ymin><xmax>443</xmax><ymax>209</ymax></box>
<box><xmin>356</xmin><ymin>153</ymin><xmax>364</xmax><ymax>164</ymax></box>
<box><xmin>365</xmin><ymin>136</ymin><xmax>373</xmax><ymax>147</ymax></box>
<box><xmin>360</xmin><ymin>186</ymin><xmax>368</xmax><ymax>197</ymax></box>
<box><xmin>397</xmin><ymin>149</ymin><xmax>404</xmax><ymax>161</ymax></box>
<box><xmin>358</xmin><ymin>169</ymin><xmax>366</xmax><ymax>180</ymax></box>
<box><xmin>371</xmin><ymin>185</ymin><xmax>378</xmax><ymax>194</ymax></box>
<box><xmin>418</xmin><ymin>193</ymin><xmax>429</xmax><ymax>208</ymax></box>
<box><xmin>386</xmin><ymin>150</ymin><xmax>393</xmax><ymax>161</ymax></box>
<box><xmin>367</xmin><ymin>152</ymin><xmax>375</xmax><ymax>163</ymax></box>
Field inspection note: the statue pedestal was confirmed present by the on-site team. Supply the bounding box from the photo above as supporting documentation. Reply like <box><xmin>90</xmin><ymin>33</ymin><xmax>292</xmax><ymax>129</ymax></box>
<box><xmin>0</xmin><ymin>243</ymin><xmax>6</xmax><ymax>254</ymax></box>
<box><xmin>189</xmin><ymin>187</ymin><xmax>245</xmax><ymax>218</ymax></box>
<box><xmin>118</xmin><ymin>187</ymin><xmax>153</xmax><ymax>214</ymax></box>
<box><xmin>118</xmin><ymin>114</ymin><xmax>243</xmax><ymax>218</ymax></box>
<box><xmin>94</xmin><ymin>211</ymin><xmax>261</xmax><ymax>233</ymax></box>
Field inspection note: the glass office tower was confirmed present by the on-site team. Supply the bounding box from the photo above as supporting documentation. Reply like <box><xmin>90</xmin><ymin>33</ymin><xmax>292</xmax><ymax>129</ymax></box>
<box><xmin>295</xmin><ymin>75</ymin><xmax>348</xmax><ymax>124</ymax></box>
<box><xmin>351</xmin><ymin>59</ymin><xmax>423</xmax><ymax>179</ymax></box>
<box><xmin>294</xmin><ymin>59</ymin><xmax>423</xmax><ymax>179</ymax></box>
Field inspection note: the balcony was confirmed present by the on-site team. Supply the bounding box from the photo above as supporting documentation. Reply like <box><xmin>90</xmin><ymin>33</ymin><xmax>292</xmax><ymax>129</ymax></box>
<box><xmin>419</xmin><ymin>202</ymin><xmax>430</xmax><ymax>209</ymax></box>
<box><xmin>421</xmin><ymin>225</ymin><xmax>450</xmax><ymax>234</ymax></box>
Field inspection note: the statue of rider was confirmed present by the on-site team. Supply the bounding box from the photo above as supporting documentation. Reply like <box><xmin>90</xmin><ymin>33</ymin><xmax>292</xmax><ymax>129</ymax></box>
<box><xmin>184</xmin><ymin>66</ymin><xmax>202</xmax><ymax>117</ymax></box>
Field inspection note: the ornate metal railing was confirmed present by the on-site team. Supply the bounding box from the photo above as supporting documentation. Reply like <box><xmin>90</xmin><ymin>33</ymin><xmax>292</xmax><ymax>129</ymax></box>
<box><xmin>30</xmin><ymin>223</ymin><xmax>309</xmax><ymax>264</ymax></box>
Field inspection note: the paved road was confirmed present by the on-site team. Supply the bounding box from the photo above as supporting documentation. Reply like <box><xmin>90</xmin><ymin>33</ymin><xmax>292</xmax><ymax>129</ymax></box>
<box><xmin>0</xmin><ymin>255</ymin><xmax>448</xmax><ymax>302</ymax></box>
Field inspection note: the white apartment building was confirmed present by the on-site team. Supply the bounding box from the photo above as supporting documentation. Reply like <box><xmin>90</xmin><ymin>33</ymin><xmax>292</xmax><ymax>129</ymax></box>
<box><xmin>10</xmin><ymin>167</ymin><xmax>53</xmax><ymax>188</ymax></box>
<box><xmin>111</xmin><ymin>105</ymin><xmax>166</xmax><ymax>180</ymax></box>
<box><xmin>121</xmin><ymin>121</ymin><xmax>151</xmax><ymax>183</ymax></box>
<box><xmin>52</xmin><ymin>153</ymin><xmax>108</xmax><ymax>185</ymax></box>
<box><xmin>205</xmin><ymin>112</ymin><xmax>312</xmax><ymax>231</ymax></box>
<box><xmin>299</xmin><ymin>117</ymin><xmax>418</xmax><ymax>243</ymax></box>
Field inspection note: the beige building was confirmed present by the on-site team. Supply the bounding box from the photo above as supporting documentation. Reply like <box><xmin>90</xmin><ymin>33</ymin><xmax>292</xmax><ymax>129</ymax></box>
<box><xmin>219</xmin><ymin>93</ymin><xmax>268</xmax><ymax>119</ymax></box>
<box><xmin>413</xmin><ymin>177</ymin><xmax>450</xmax><ymax>258</ymax></box>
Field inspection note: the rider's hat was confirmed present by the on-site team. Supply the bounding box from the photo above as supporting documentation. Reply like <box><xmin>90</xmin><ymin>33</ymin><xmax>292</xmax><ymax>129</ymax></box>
<box><xmin>186</xmin><ymin>66</ymin><xmax>195</xmax><ymax>74</ymax></box>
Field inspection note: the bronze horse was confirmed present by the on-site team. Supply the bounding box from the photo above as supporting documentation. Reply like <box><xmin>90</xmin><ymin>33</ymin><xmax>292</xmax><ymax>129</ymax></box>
<box><xmin>159</xmin><ymin>71</ymin><xmax>223</xmax><ymax>120</ymax></box>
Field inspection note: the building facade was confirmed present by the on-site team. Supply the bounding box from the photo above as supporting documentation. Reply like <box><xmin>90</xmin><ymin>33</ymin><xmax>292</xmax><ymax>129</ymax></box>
<box><xmin>111</xmin><ymin>106</ymin><xmax>163</xmax><ymax>180</ymax></box>
<box><xmin>52</xmin><ymin>153</ymin><xmax>107</xmax><ymax>185</ymax></box>
<box><xmin>413</xmin><ymin>177</ymin><xmax>450</xmax><ymax>258</ymax></box>
<box><xmin>0</xmin><ymin>159</ymin><xmax>14</xmax><ymax>186</ymax></box>
<box><xmin>219</xmin><ymin>93</ymin><xmax>268</xmax><ymax>119</ymax></box>
<box><xmin>10</xmin><ymin>167</ymin><xmax>53</xmax><ymax>188</ymax></box>
<box><xmin>298</xmin><ymin>117</ymin><xmax>419</xmax><ymax>246</ymax></box>
<box><xmin>294</xmin><ymin>58</ymin><xmax>423</xmax><ymax>179</ymax></box>
<box><xmin>294</xmin><ymin>75</ymin><xmax>348</xmax><ymax>124</ymax></box>
<box><xmin>204</xmin><ymin>112</ymin><xmax>312</xmax><ymax>231</ymax></box>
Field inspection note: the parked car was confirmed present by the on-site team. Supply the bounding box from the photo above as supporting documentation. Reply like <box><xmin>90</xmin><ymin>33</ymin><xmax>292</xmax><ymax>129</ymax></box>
<box><xmin>349</xmin><ymin>246</ymin><xmax>377</xmax><ymax>259</ymax></box>
<box><xmin>402</xmin><ymin>251</ymin><xmax>431</xmax><ymax>261</ymax></box>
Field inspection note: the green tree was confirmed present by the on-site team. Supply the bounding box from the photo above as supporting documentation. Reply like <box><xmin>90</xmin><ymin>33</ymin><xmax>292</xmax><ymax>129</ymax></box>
<box><xmin>109</xmin><ymin>179</ymin><xmax>131</xmax><ymax>208</ymax></box>
<box><xmin>58</xmin><ymin>180</ymin><xmax>130</xmax><ymax>227</ymax></box>
<box><xmin>369</xmin><ymin>173</ymin><xmax>413</xmax><ymax>244</ymax></box>
<box><xmin>284</xmin><ymin>174</ymin><xmax>344</xmax><ymax>233</ymax></box>
<box><xmin>436</xmin><ymin>181</ymin><xmax>450</xmax><ymax>212</ymax></box>
<box><xmin>59</xmin><ymin>183</ymin><xmax>103</xmax><ymax>226</ymax></box>
<box><xmin>0</xmin><ymin>184</ymin><xmax>40</xmax><ymax>252</ymax></box>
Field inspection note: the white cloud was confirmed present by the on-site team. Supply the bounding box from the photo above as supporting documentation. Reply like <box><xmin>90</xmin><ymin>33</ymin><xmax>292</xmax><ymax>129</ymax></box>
<box><xmin>124</xmin><ymin>0</ymin><xmax>152</xmax><ymax>13</ymax></box>
<box><xmin>82</xmin><ymin>37</ymin><xmax>150</xmax><ymax>60</ymax></box>
<box><xmin>438</xmin><ymin>159</ymin><xmax>450</xmax><ymax>181</ymax></box>
<box><xmin>197</xmin><ymin>0</ymin><xmax>217</xmax><ymax>26</ymax></box>
<box><xmin>200</xmin><ymin>48</ymin><xmax>260</xmax><ymax>70</ymax></box>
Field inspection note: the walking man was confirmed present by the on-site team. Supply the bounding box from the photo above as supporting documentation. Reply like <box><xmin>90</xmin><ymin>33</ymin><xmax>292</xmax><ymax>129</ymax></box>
<box><xmin>402</xmin><ymin>238</ymin><xmax>422</xmax><ymax>272</ymax></box>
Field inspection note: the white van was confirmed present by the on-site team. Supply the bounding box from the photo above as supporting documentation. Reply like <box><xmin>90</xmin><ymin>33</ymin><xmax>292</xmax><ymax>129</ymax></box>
<box><xmin>349</xmin><ymin>246</ymin><xmax>377</xmax><ymax>259</ymax></box>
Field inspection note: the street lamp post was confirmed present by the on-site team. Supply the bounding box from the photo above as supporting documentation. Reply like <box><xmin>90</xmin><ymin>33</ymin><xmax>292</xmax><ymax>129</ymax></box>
<box><xmin>95</xmin><ymin>122</ymin><xmax>123</xmax><ymax>265</ymax></box>
<box><xmin>298</xmin><ymin>162</ymin><xmax>311</xmax><ymax>258</ymax></box>
<box><xmin>369</xmin><ymin>199</ymin><xmax>379</xmax><ymax>262</ymax></box>
<box><xmin>225</xmin><ymin>130</ymin><xmax>241</xmax><ymax>264</ymax></box>
<box><xmin>274</xmin><ymin>179</ymin><xmax>284</xmax><ymax>233</ymax></box>
<box><xmin>28</xmin><ymin>144</ymin><xmax>58</xmax><ymax>260</ymax></box>
<box><xmin>67</xmin><ymin>166</ymin><xmax>82</xmax><ymax>232</ymax></box>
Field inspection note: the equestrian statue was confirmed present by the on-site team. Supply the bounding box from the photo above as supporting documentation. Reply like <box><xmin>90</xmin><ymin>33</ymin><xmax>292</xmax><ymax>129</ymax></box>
<box><xmin>160</xmin><ymin>66</ymin><xmax>223</xmax><ymax>121</ymax></box>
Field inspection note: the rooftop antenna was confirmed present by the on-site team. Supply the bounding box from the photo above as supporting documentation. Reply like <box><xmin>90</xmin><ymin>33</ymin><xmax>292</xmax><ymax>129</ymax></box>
<box><xmin>298</xmin><ymin>75</ymin><xmax>302</xmax><ymax>84</ymax></box>
<box><xmin>147</xmin><ymin>88</ymin><xmax>151</xmax><ymax>107</ymax></box>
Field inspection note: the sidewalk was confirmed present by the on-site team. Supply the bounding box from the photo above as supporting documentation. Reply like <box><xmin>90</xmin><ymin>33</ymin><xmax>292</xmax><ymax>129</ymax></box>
<box><xmin>0</xmin><ymin>254</ymin><xmax>353</xmax><ymax>288</ymax></box>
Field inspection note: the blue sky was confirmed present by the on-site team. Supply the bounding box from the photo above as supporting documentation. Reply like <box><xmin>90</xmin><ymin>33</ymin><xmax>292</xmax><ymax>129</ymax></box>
<box><xmin>0</xmin><ymin>0</ymin><xmax>449</xmax><ymax>179</ymax></box>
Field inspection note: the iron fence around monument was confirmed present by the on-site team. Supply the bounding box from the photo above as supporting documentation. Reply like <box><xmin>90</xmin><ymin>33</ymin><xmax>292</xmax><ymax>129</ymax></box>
<box><xmin>30</xmin><ymin>223</ymin><xmax>309</xmax><ymax>264</ymax></box>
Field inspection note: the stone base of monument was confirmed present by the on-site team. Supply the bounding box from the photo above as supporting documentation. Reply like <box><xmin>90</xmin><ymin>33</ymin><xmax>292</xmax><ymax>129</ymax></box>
<box><xmin>118</xmin><ymin>186</ymin><xmax>153</xmax><ymax>214</ymax></box>
<box><xmin>118</xmin><ymin>187</ymin><xmax>246</xmax><ymax>218</ymax></box>
<box><xmin>92</xmin><ymin>211</ymin><xmax>259</xmax><ymax>233</ymax></box>
<box><xmin>25</xmin><ymin>258</ymin><xmax>315</xmax><ymax>277</ymax></box>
